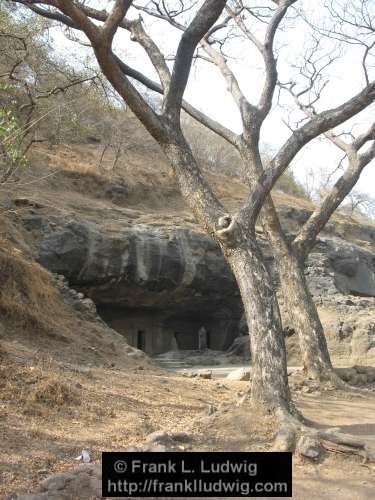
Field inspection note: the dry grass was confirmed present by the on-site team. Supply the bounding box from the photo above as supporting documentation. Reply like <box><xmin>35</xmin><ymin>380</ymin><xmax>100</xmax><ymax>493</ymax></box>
<box><xmin>0</xmin><ymin>350</ymin><xmax>246</xmax><ymax>497</ymax></box>
<box><xmin>1</xmin><ymin>352</ymin><xmax>375</xmax><ymax>499</ymax></box>
<box><xmin>0</xmin><ymin>240</ymin><xmax>68</xmax><ymax>334</ymax></box>
<box><xmin>0</xmin><ymin>359</ymin><xmax>80</xmax><ymax>409</ymax></box>
<box><xmin>29</xmin><ymin>377</ymin><xmax>81</xmax><ymax>407</ymax></box>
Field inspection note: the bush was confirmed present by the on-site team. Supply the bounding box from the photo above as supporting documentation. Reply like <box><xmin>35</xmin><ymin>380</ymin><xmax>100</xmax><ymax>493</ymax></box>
<box><xmin>0</xmin><ymin>105</ymin><xmax>28</xmax><ymax>183</ymax></box>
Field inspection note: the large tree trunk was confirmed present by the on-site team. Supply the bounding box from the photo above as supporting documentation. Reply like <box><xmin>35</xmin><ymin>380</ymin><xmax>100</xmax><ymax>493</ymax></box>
<box><xmin>275</xmin><ymin>249</ymin><xmax>334</xmax><ymax>377</ymax></box>
<box><xmin>162</xmin><ymin>138</ymin><xmax>293</xmax><ymax>411</ymax></box>
<box><xmin>260</xmin><ymin>199</ymin><xmax>338</xmax><ymax>381</ymax></box>
<box><xmin>239</xmin><ymin>140</ymin><xmax>335</xmax><ymax>382</ymax></box>
<box><xmin>224</xmin><ymin>233</ymin><xmax>291</xmax><ymax>411</ymax></box>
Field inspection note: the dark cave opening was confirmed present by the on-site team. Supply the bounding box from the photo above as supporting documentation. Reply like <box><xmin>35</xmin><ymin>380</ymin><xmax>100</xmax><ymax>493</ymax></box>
<box><xmin>96</xmin><ymin>304</ymin><xmax>241</xmax><ymax>356</ymax></box>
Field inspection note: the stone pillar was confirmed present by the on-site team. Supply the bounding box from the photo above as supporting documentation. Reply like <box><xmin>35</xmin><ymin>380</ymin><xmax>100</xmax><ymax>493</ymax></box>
<box><xmin>198</xmin><ymin>326</ymin><xmax>208</xmax><ymax>351</ymax></box>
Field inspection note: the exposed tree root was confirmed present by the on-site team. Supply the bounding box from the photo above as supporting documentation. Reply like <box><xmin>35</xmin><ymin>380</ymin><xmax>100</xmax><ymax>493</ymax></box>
<box><xmin>273</xmin><ymin>407</ymin><xmax>375</xmax><ymax>462</ymax></box>
<box><xmin>318</xmin><ymin>375</ymin><xmax>372</xmax><ymax>397</ymax></box>
<box><xmin>296</xmin><ymin>367</ymin><xmax>375</xmax><ymax>398</ymax></box>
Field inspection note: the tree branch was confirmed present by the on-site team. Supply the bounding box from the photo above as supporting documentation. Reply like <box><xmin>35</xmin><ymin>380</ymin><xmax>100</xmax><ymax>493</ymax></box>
<box><xmin>163</xmin><ymin>0</ymin><xmax>227</xmax><ymax>120</ymax></box>
<box><xmin>258</xmin><ymin>0</ymin><xmax>297</xmax><ymax>118</ymax></box>
<box><xmin>200</xmin><ymin>37</ymin><xmax>252</xmax><ymax>117</ymax></box>
<box><xmin>40</xmin><ymin>0</ymin><xmax>166</xmax><ymax>140</ymax></box>
<box><xmin>358</xmin><ymin>139</ymin><xmax>375</xmax><ymax>167</ymax></box>
<box><xmin>11</xmin><ymin>1</ymin><xmax>237</xmax><ymax>145</ymax></box>
<box><xmin>102</xmin><ymin>0</ymin><xmax>132</xmax><ymax>46</ymax></box>
<box><xmin>55</xmin><ymin>0</ymin><xmax>100</xmax><ymax>42</ymax></box>
<box><xmin>9</xmin><ymin>0</ymin><xmax>227</xmax><ymax>235</ymax></box>
<box><xmin>127</xmin><ymin>17</ymin><xmax>171</xmax><ymax>93</ymax></box>
<box><xmin>114</xmin><ymin>55</ymin><xmax>238</xmax><ymax>145</ymax></box>
<box><xmin>239</xmin><ymin>81</ymin><xmax>375</xmax><ymax>225</ymax></box>
<box><xmin>354</xmin><ymin>122</ymin><xmax>375</xmax><ymax>150</ymax></box>
<box><xmin>293</xmin><ymin>138</ymin><xmax>375</xmax><ymax>259</ymax></box>
<box><xmin>11</xmin><ymin>0</ymin><xmax>76</xmax><ymax>27</ymax></box>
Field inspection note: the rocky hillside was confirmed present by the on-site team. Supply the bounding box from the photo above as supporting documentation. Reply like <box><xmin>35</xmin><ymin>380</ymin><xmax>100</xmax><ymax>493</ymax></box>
<box><xmin>1</xmin><ymin>119</ymin><xmax>375</xmax><ymax>500</ymax></box>
<box><xmin>1</xmin><ymin>125</ymin><xmax>375</xmax><ymax>364</ymax></box>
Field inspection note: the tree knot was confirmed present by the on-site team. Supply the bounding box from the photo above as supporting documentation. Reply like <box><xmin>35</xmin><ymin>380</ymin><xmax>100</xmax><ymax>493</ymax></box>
<box><xmin>215</xmin><ymin>215</ymin><xmax>239</xmax><ymax>247</ymax></box>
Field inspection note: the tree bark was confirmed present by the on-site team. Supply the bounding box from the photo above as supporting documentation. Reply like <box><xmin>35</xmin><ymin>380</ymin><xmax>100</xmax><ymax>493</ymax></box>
<box><xmin>261</xmin><ymin>199</ymin><xmax>337</xmax><ymax>381</ymax></box>
<box><xmin>239</xmin><ymin>140</ymin><xmax>335</xmax><ymax>382</ymax></box>
<box><xmin>274</xmin><ymin>247</ymin><xmax>333</xmax><ymax>376</ymax></box>
<box><xmin>223</xmin><ymin>232</ymin><xmax>291</xmax><ymax>410</ymax></box>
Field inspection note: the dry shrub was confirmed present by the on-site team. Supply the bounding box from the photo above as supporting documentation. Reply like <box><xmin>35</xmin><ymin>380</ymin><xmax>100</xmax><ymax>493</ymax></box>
<box><xmin>0</xmin><ymin>363</ymin><xmax>43</xmax><ymax>401</ymax></box>
<box><xmin>0</xmin><ymin>361</ymin><xmax>81</xmax><ymax>415</ymax></box>
<box><xmin>0</xmin><ymin>242</ymin><xmax>68</xmax><ymax>333</ymax></box>
<box><xmin>29</xmin><ymin>377</ymin><xmax>81</xmax><ymax>407</ymax></box>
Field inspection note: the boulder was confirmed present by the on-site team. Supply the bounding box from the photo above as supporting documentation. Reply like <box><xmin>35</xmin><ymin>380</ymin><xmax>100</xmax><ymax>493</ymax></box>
<box><xmin>226</xmin><ymin>367</ymin><xmax>251</xmax><ymax>381</ymax></box>
<box><xmin>145</xmin><ymin>430</ymin><xmax>174</xmax><ymax>446</ymax></box>
<box><xmin>225</xmin><ymin>335</ymin><xmax>250</xmax><ymax>359</ymax></box>
<box><xmin>297</xmin><ymin>436</ymin><xmax>322</xmax><ymax>459</ymax></box>
<box><xmin>198</xmin><ymin>369</ymin><xmax>212</xmax><ymax>379</ymax></box>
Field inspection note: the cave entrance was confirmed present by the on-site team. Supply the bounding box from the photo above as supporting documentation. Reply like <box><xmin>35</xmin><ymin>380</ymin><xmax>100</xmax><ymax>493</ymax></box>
<box><xmin>136</xmin><ymin>330</ymin><xmax>146</xmax><ymax>351</ymax></box>
<box><xmin>96</xmin><ymin>305</ymin><xmax>241</xmax><ymax>355</ymax></box>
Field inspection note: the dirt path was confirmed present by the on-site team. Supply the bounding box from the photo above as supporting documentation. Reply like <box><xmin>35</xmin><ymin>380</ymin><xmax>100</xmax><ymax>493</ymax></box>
<box><xmin>182</xmin><ymin>390</ymin><xmax>375</xmax><ymax>500</ymax></box>
<box><xmin>282</xmin><ymin>392</ymin><xmax>375</xmax><ymax>499</ymax></box>
<box><xmin>290</xmin><ymin>392</ymin><xmax>375</xmax><ymax>499</ymax></box>
<box><xmin>1</xmin><ymin>355</ymin><xmax>375</xmax><ymax>499</ymax></box>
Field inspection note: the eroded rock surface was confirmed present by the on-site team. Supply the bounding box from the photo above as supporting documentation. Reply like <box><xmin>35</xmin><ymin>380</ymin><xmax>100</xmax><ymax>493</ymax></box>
<box><xmin>23</xmin><ymin>214</ymin><xmax>242</xmax><ymax>353</ymax></box>
<box><xmin>18</xmin><ymin>205</ymin><xmax>375</xmax><ymax>358</ymax></box>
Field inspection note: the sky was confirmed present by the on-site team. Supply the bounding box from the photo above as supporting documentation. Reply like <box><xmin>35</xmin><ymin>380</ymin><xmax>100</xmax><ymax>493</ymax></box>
<box><xmin>50</xmin><ymin>0</ymin><xmax>374</xmax><ymax>199</ymax></box>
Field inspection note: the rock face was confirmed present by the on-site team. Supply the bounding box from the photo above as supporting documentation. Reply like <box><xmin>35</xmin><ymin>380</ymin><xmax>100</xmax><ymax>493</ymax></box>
<box><xmin>306</xmin><ymin>236</ymin><xmax>375</xmax><ymax>298</ymax></box>
<box><xmin>24</xmin><ymin>213</ymin><xmax>242</xmax><ymax>354</ymax></box>
<box><xmin>19</xmin><ymin>207</ymin><xmax>375</xmax><ymax>358</ymax></box>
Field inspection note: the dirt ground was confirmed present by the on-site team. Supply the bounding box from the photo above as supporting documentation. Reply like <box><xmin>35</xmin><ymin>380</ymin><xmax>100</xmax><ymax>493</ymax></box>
<box><xmin>1</xmin><ymin>344</ymin><xmax>374</xmax><ymax>499</ymax></box>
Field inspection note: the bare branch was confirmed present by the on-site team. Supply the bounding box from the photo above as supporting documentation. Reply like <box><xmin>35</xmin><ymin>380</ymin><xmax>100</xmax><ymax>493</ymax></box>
<box><xmin>239</xmin><ymin>81</ymin><xmax>375</xmax><ymax>225</ymax></box>
<box><xmin>11</xmin><ymin>0</ymin><xmax>76</xmax><ymax>28</ymax></box>
<box><xmin>200</xmin><ymin>37</ymin><xmax>251</xmax><ymax>115</ymax></box>
<box><xmin>102</xmin><ymin>0</ymin><xmax>133</xmax><ymax>45</ymax></box>
<box><xmin>113</xmin><ymin>55</ymin><xmax>238</xmax><ymax>145</ymax></box>
<box><xmin>286</xmin><ymin>104</ymin><xmax>375</xmax><ymax>258</ymax></box>
<box><xmin>353</xmin><ymin>121</ymin><xmax>375</xmax><ymax>150</ymax></box>
<box><xmin>302</xmin><ymin>0</ymin><xmax>375</xmax><ymax>85</ymax></box>
<box><xmin>323</xmin><ymin>127</ymin><xmax>355</xmax><ymax>154</ymax></box>
<box><xmin>18</xmin><ymin>76</ymin><xmax>99</xmax><ymax>110</ymax></box>
<box><xmin>11</xmin><ymin>0</ymin><xmax>236</xmax><ymax>145</ymax></box>
<box><xmin>128</xmin><ymin>17</ymin><xmax>171</xmax><ymax>92</ymax></box>
<box><xmin>163</xmin><ymin>0</ymin><xmax>227</xmax><ymax>120</ymax></box>
<box><xmin>55</xmin><ymin>0</ymin><xmax>101</xmax><ymax>42</ymax></box>
<box><xmin>8</xmin><ymin>0</ymin><xmax>227</xmax><ymax>234</ymax></box>
<box><xmin>39</xmin><ymin>0</ymin><xmax>166</xmax><ymax>140</ymax></box>
<box><xmin>225</xmin><ymin>4</ymin><xmax>264</xmax><ymax>52</ymax></box>
<box><xmin>258</xmin><ymin>0</ymin><xmax>297</xmax><ymax>118</ymax></box>
<box><xmin>358</xmin><ymin>137</ymin><xmax>375</xmax><ymax>166</ymax></box>
<box><xmin>293</xmin><ymin>137</ymin><xmax>375</xmax><ymax>259</ymax></box>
